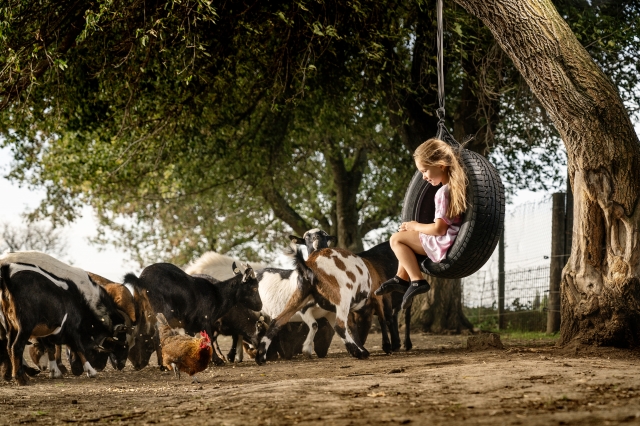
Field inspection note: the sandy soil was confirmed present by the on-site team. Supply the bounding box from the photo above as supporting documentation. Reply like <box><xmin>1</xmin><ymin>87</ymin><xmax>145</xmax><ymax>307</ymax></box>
<box><xmin>2</xmin><ymin>333</ymin><xmax>640</xmax><ymax>425</ymax></box>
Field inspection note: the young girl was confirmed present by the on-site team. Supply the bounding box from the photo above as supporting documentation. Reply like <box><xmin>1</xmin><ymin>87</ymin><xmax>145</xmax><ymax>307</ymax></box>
<box><xmin>375</xmin><ymin>138</ymin><xmax>467</xmax><ymax>309</ymax></box>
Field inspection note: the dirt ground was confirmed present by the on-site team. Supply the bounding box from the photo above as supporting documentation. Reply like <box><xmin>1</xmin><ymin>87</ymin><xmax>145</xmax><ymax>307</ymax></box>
<box><xmin>2</xmin><ymin>333</ymin><xmax>640</xmax><ymax>425</ymax></box>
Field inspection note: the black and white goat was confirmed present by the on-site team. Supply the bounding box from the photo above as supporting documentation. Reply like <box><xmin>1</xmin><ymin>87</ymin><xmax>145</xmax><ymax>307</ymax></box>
<box><xmin>0</xmin><ymin>252</ymin><xmax>130</xmax><ymax>384</ymax></box>
<box><xmin>123</xmin><ymin>262</ymin><xmax>262</xmax><ymax>368</ymax></box>
<box><xmin>185</xmin><ymin>243</ymin><xmax>336</xmax><ymax>360</ymax></box>
<box><xmin>256</xmin><ymin>241</ymin><xmax>392</xmax><ymax>363</ymax></box>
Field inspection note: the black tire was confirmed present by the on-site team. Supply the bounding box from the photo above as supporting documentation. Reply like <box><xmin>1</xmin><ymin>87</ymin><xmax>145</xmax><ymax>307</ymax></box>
<box><xmin>401</xmin><ymin>149</ymin><xmax>505</xmax><ymax>279</ymax></box>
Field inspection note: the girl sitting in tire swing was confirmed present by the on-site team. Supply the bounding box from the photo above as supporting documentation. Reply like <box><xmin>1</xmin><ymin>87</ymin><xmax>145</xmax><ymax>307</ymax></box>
<box><xmin>375</xmin><ymin>138</ymin><xmax>467</xmax><ymax>309</ymax></box>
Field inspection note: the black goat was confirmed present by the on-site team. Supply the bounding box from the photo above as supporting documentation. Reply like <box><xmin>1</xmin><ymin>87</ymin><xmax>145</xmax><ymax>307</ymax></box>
<box><xmin>123</xmin><ymin>262</ymin><xmax>262</xmax><ymax>368</ymax></box>
<box><xmin>0</xmin><ymin>263</ymin><xmax>128</xmax><ymax>385</ymax></box>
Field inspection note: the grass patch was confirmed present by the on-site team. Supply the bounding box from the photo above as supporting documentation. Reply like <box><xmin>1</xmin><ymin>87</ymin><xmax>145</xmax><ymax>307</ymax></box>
<box><xmin>499</xmin><ymin>331</ymin><xmax>559</xmax><ymax>341</ymax></box>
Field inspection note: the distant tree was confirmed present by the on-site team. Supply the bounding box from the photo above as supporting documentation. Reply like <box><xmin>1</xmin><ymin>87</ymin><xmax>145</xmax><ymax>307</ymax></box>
<box><xmin>0</xmin><ymin>220</ymin><xmax>68</xmax><ymax>258</ymax></box>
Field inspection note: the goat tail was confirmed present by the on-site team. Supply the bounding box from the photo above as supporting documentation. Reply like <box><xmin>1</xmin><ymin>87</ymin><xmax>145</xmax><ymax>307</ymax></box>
<box><xmin>123</xmin><ymin>272</ymin><xmax>142</xmax><ymax>288</ymax></box>
<box><xmin>285</xmin><ymin>239</ymin><xmax>315</xmax><ymax>287</ymax></box>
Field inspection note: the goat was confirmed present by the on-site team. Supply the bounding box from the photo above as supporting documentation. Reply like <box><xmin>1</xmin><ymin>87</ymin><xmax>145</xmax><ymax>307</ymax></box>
<box><xmin>256</xmin><ymin>241</ymin><xmax>391</xmax><ymax>363</ymax></box>
<box><xmin>123</xmin><ymin>262</ymin><xmax>261</xmax><ymax>369</ymax></box>
<box><xmin>190</xmin><ymin>272</ymin><xmax>269</xmax><ymax>363</ymax></box>
<box><xmin>31</xmin><ymin>272</ymin><xmax>136</xmax><ymax>376</ymax></box>
<box><xmin>186</xmin><ymin>247</ymin><xmax>336</xmax><ymax>359</ymax></box>
<box><xmin>291</xmin><ymin>231</ymin><xmax>413</xmax><ymax>352</ymax></box>
<box><xmin>213</xmin><ymin>308</ymin><xmax>269</xmax><ymax>362</ymax></box>
<box><xmin>0</xmin><ymin>256</ymin><xmax>129</xmax><ymax>384</ymax></box>
<box><xmin>185</xmin><ymin>252</ymin><xmax>267</xmax><ymax>281</ymax></box>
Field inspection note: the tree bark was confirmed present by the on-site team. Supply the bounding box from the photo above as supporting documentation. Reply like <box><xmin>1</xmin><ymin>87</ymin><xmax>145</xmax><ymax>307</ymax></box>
<box><xmin>408</xmin><ymin>277</ymin><xmax>473</xmax><ymax>333</ymax></box>
<box><xmin>455</xmin><ymin>0</ymin><xmax>640</xmax><ymax>346</ymax></box>
<box><xmin>326</xmin><ymin>147</ymin><xmax>368</xmax><ymax>253</ymax></box>
<box><xmin>262</xmin><ymin>185</ymin><xmax>311</xmax><ymax>236</ymax></box>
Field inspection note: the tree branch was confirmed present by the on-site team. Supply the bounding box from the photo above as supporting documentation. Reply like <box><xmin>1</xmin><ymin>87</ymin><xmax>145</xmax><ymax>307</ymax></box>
<box><xmin>261</xmin><ymin>184</ymin><xmax>311</xmax><ymax>236</ymax></box>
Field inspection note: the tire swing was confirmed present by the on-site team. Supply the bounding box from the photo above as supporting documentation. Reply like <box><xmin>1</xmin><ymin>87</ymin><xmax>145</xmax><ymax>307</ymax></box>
<box><xmin>400</xmin><ymin>0</ymin><xmax>505</xmax><ymax>280</ymax></box>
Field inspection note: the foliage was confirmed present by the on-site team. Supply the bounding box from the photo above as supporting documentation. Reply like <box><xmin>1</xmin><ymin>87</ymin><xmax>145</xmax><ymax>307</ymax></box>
<box><xmin>0</xmin><ymin>0</ymin><xmax>638</xmax><ymax>263</ymax></box>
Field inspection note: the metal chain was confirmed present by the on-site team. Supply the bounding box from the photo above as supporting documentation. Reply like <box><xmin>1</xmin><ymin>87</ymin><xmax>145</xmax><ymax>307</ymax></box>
<box><xmin>436</xmin><ymin>0</ymin><xmax>445</xmax><ymax>122</ymax></box>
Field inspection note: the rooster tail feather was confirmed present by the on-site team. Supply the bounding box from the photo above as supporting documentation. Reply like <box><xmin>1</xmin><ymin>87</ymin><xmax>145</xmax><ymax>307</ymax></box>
<box><xmin>156</xmin><ymin>312</ymin><xmax>168</xmax><ymax>326</ymax></box>
<box><xmin>156</xmin><ymin>312</ymin><xmax>175</xmax><ymax>340</ymax></box>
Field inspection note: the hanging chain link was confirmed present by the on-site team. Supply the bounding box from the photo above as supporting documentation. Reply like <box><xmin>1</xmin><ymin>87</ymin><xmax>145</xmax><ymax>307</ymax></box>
<box><xmin>436</xmin><ymin>0</ymin><xmax>445</xmax><ymax>121</ymax></box>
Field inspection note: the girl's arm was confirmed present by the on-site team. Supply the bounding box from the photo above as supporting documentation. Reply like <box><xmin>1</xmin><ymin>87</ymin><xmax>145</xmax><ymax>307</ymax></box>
<box><xmin>400</xmin><ymin>219</ymin><xmax>449</xmax><ymax>236</ymax></box>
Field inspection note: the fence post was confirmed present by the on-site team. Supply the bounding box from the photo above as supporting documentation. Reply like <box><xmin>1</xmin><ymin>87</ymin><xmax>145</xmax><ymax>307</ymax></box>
<box><xmin>547</xmin><ymin>192</ymin><xmax>565</xmax><ymax>334</ymax></box>
<box><xmin>498</xmin><ymin>227</ymin><xmax>505</xmax><ymax>330</ymax></box>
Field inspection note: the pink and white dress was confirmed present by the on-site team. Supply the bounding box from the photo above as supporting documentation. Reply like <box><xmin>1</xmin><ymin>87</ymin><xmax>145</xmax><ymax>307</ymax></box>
<box><xmin>419</xmin><ymin>184</ymin><xmax>462</xmax><ymax>263</ymax></box>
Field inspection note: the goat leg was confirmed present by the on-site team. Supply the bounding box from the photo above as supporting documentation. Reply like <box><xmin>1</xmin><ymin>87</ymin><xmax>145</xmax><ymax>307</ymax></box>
<box><xmin>55</xmin><ymin>345</ymin><xmax>68</xmax><ymax>374</ymax></box>
<box><xmin>404</xmin><ymin>301</ymin><xmax>413</xmax><ymax>351</ymax></box>
<box><xmin>372</xmin><ymin>297</ymin><xmax>392</xmax><ymax>355</ymax></box>
<box><xmin>256</xmin><ymin>294</ymin><xmax>314</xmax><ymax>365</ymax></box>
<box><xmin>335</xmin><ymin>309</ymin><xmax>369</xmax><ymax>360</ymax></box>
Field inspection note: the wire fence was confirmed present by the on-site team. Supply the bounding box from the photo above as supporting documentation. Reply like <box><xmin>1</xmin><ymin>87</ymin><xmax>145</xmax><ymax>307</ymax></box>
<box><xmin>461</xmin><ymin>195</ymin><xmax>559</xmax><ymax>332</ymax></box>
<box><xmin>462</xmin><ymin>265</ymin><xmax>550</xmax><ymax>332</ymax></box>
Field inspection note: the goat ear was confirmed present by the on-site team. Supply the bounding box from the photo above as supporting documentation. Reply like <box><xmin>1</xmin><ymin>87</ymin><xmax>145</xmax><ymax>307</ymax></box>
<box><xmin>232</xmin><ymin>261</ymin><xmax>240</xmax><ymax>275</ymax></box>
<box><xmin>288</xmin><ymin>235</ymin><xmax>305</xmax><ymax>245</ymax></box>
<box><xmin>328</xmin><ymin>236</ymin><xmax>337</xmax><ymax>247</ymax></box>
<box><xmin>247</xmin><ymin>265</ymin><xmax>256</xmax><ymax>279</ymax></box>
<box><xmin>242</xmin><ymin>265</ymin><xmax>255</xmax><ymax>281</ymax></box>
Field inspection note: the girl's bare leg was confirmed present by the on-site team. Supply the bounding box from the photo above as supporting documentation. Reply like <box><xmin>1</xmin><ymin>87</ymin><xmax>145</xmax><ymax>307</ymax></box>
<box><xmin>396</xmin><ymin>264</ymin><xmax>409</xmax><ymax>281</ymax></box>
<box><xmin>376</xmin><ymin>232</ymin><xmax>427</xmax><ymax>296</ymax></box>
<box><xmin>390</xmin><ymin>231</ymin><xmax>427</xmax><ymax>281</ymax></box>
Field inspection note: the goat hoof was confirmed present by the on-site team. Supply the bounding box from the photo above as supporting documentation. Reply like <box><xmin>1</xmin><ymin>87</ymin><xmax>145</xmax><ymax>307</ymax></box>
<box><xmin>24</xmin><ymin>365</ymin><xmax>41</xmax><ymax>377</ymax></box>
<box><xmin>15</xmin><ymin>374</ymin><xmax>29</xmax><ymax>386</ymax></box>
<box><xmin>58</xmin><ymin>364</ymin><xmax>68</xmax><ymax>375</ymax></box>
<box><xmin>49</xmin><ymin>369</ymin><xmax>63</xmax><ymax>379</ymax></box>
<box><xmin>211</xmin><ymin>356</ymin><xmax>225</xmax><ymax>366</ymax></box>
<box><xmin>382</xmin><ymin>343</ymin><xmax>393</xmax><ymax>355</ymax></box>
<box><xmin>404</xmin><ymin>342</ymin><xmax>413</xmax><ymax>351</ymax></box>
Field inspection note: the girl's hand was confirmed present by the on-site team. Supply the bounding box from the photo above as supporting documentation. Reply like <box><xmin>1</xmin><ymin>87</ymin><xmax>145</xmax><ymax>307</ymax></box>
<box><xmin>399</xmin><ymin>221</ymin><xmax>419</xmax><ymax>232</ymax></box>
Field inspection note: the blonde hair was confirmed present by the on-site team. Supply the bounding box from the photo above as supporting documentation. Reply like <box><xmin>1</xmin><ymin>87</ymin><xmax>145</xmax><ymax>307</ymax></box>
<box><xmin>413</xmin><ymin>138</ymin><xmax>467</xmax><ymax>218</ymax></box>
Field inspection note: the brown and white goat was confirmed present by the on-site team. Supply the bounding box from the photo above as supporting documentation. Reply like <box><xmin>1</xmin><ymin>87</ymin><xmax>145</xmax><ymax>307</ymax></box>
<box><xmin>256</xmin><ymin>241</ymin><xmax>391</xmax><ymax>363</ymax></box>
<box><xmin>291</xmin><ymin>230</ymin><xmax>413</xmax><ymax>352</ymax></box>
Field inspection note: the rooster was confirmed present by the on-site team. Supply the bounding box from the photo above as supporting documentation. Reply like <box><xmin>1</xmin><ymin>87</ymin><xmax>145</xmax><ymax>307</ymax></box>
<box><xmin>156</xmin><ymin>313</ymin><xmax>213</xmax><ymax>383</ymax></box>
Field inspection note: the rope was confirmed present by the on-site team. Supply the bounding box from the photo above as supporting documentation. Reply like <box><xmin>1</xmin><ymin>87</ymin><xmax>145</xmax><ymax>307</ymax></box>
<box><xmin>434</xmin><ymin>0</ymin><xmax>460</xmax><ymax>148</ymax></box>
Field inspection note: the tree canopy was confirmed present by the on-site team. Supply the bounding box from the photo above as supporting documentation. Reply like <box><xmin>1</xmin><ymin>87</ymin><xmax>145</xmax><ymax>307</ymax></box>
<box><xmin>0</xmin><ymin>0</ymin><xmax>638</xmax><ymax>264</ymax></box>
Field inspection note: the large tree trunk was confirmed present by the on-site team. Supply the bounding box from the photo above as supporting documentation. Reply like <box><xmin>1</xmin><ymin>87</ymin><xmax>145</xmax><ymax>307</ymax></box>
<box><xmin>455</xmin><ymin>0</ymin><xmax>640</xmax><ymax>346</ymax></box>
<box><xmin>409</xmin><ymin>277</ymin><xmax>474</xmax><ymax>333</ymax></box>
<box><xmin>326</xmin><ymin>147</ymin><xmax>368</xmax><ymax>253</ymax></box>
